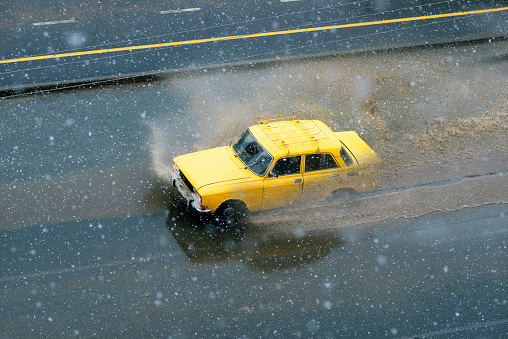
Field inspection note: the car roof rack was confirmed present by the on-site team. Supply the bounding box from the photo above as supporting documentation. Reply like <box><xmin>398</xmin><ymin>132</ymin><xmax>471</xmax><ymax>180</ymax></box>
<box><xmin>253</xmin><ymin>111</ymin><xmax>329</xmax><ymax>150</ymax></box>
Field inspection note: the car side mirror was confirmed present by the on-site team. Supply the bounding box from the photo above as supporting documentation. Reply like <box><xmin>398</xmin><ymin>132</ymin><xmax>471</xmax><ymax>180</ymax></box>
<box><xmin>269</xmin><ymin>171</ymin><xmax>278</xmax><ymax>178</ymax></box>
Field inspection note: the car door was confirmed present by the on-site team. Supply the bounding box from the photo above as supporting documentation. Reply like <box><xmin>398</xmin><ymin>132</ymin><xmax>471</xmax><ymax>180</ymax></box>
<box><xmin>262</xmin><ymin>155</ymin><xmax>303</xmax><ymax>209</ymax></box>
<box><xmin>302</xmin><ymin>153</ymin><xmax>343</xmax><ymax>201</ymax></box>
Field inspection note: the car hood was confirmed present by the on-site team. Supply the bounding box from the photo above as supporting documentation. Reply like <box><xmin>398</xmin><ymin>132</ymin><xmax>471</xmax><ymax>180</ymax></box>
<box><xmin>173</xmin><ymin>146</ymin><xmax>252</xmax><ymax>190</ymax></box>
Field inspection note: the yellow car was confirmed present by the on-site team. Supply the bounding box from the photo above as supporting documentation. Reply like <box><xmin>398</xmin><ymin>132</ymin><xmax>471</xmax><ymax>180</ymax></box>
<box><xmin>171</xmin><ymin>113</ymin><xmax>381</xmax><ymax>224</ymax></box>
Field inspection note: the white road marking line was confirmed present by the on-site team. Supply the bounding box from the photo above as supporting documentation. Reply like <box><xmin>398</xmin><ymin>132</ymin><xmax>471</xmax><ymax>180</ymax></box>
<box><xmin>160</xmin><ymin>7</ymin><xmax>201</xmax><ymax>15</ymax></box>
<box><xmin>0</xmin><ymin>251</ymin><xmax>175</xmax><ymax>283</ymax></box>
<box><xmin>280</xmin><ymin>0</ymin><xmax>302</xmax><ymax>2</ymax></box>
<box><xmin>400</xmin><ymin>318</ymin><xmax>508</xmax><ymax>339</ymax></box>
<box><xmin>32</xmin><ymin>19</ymin><xmax>76</xmax><ymax>26</ymax></box>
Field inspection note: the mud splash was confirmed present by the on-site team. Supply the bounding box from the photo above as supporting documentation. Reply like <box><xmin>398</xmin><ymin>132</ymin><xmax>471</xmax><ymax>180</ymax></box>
<box><xmin>150</xmin><ymin>40</ymin><xmax>508</xmax><ymax>230</ymax></box>
<box><xmin>250</xmin><ymin>172</ymin><xmax>508</xmax><ymax>232</ymax></box>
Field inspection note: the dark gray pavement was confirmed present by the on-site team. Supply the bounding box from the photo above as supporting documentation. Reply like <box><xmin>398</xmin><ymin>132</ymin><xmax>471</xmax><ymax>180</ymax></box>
<box><xmin>1</xmin><ymin>203</ymin><xmax>507</xmax><ymax>337</ymax></box>
<box><xmin>1</xmin><ymin>0</ymin><xmax>508</xmax><ymax>93</ymax></box>
<box><xmin>1</xmin><ymin>5</ymin><xmax>508</xmax><ymax>337</ymax></box>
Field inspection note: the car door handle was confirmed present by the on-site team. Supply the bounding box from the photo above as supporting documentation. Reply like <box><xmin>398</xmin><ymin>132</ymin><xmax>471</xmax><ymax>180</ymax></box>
<box><xmin>348</xmin><ymin>171</ymin><xmax>359</xmax><ymax>176</ymax></box>
<box><xmin>295</xmin><ymin>178</ymin><xmax>302</xmax><ymax>183</ymax></box>
<box><xmin>332</xmin><ymin>173</ymin><xmax>340</xmax><ymax>178</ymax></box>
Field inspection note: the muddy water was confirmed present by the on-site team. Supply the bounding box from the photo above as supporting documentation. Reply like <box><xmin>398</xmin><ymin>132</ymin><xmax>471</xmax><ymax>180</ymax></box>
<box><xmin>150</xmin><ymin>39</ymin><xmax>508</xmax><ymax>230</ymax></box>
<box><xmin>2</xmin><ymin>39</ymin><xmax>507</xmax><ymax>231</ymax></box>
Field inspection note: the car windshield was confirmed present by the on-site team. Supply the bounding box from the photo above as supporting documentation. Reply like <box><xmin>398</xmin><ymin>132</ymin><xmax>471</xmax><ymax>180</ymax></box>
<box><xmin>233</xmin><ymin>129</ymin><xmax>273</xmax><ymax>176</ymax></box>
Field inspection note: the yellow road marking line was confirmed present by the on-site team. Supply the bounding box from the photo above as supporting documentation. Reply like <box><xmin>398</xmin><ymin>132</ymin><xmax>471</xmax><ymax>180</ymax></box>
<box><xmin>2</xmin><ymin>7</ymin><xmax>507</xmax><ymax>64</ymax></box>
<box><xmin>32</xmin><ymin>19</ymin><xmax>76</xmax><ymax>26</ymax></box>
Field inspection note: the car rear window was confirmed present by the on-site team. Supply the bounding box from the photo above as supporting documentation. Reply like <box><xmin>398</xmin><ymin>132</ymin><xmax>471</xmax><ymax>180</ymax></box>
<box><xmin>340</xmin><ymin>146</ymin><xmax>354</xmax><ymax>166</ymax></box>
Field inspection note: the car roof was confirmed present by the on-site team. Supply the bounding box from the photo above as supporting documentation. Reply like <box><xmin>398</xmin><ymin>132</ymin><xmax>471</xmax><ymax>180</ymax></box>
<box><xmin>249</xmin><ymin>119</ymin><xmax>341</xmax><ymax>158</ymax></box>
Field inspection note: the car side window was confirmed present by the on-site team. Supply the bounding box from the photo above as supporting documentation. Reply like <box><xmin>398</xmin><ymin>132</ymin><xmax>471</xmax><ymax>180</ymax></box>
<box><xmin>271</xmin><ymin>156</ymin><xmax>301</xmax><ymax>176</ymax></box>
<box><xmin>340</xmin><ymin>146</ymin><xmax>354</xmax><ymax>166</ymax></box>
<box><xmin>305</xmin><ymin>153</ymin><xmax>338</xmax><ymax>172</ymax></box>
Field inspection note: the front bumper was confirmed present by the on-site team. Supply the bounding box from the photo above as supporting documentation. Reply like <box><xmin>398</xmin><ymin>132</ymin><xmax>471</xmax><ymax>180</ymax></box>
<box><xmin>170</xmin><ymin>167</ymin><xmax>212</xmax><ymax>213</ymax></box>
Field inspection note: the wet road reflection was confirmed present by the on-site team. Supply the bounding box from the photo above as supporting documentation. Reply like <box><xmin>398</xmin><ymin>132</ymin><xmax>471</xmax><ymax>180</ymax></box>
<box><xmin>1</xmin><ymin>204</ymin><xmax>506</xmax><ymax>337</ymax></box>
<box><xmin>167</xmin><ymin>205</ymin><xmax>346</xmax><ymax>271</ymax></box>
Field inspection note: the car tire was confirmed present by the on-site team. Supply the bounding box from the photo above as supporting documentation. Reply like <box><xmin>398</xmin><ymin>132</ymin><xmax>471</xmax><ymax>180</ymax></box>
<box><xmin>216</xmin><ymin>200</ymin><xmax>248</xmax><ymax>226</ymax></box>
<box><xmin>327</xmin><ymin>188</ymin><xmax>357</xmax><ymax>201</ymax></box>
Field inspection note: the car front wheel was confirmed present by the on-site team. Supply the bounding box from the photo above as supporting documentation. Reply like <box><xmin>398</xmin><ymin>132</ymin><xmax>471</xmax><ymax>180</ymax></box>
<box><xmin>216</xmin><ymin>200</ymin><xmax>248</xmax><ymax>226</ymax></box>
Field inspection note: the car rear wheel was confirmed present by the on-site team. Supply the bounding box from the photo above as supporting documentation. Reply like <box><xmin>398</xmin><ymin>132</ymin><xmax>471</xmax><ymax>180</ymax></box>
<box><xmin>327</xmin><ymin>188</ymin><xmax>358</xmax><ymax>201</ymax></box>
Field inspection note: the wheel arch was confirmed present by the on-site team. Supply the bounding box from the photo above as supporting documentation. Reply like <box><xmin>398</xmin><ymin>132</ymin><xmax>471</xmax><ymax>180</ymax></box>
<box><xmin>214</xmin><ymin>199</ymin><xmax>249</xmax><ymax>214</ymax></box>
<box><xmin>328</xmin><ymin>187</ymin><xmax>358</xmax><ymax>200</ymax></box>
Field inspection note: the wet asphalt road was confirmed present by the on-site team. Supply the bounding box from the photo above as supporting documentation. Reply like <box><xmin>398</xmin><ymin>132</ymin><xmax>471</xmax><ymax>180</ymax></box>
<box><xmin>1</xmin><ymin>0</ymin><xmax>508</xmax><ymax>91</ymax></box>
<box><xmin>1</xmin><ymin>11</ymin><xmax>508</xmax><ymax>337</ymax></box>
<box><xmin>1</xmin><ymin>53</ymin><xmax>508</xmax><ymax>338</ymax></box>
<box><xmin>1</xmin><ymin>202</ymin><xmax>507</xmax><ymax>337</ymax></box>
